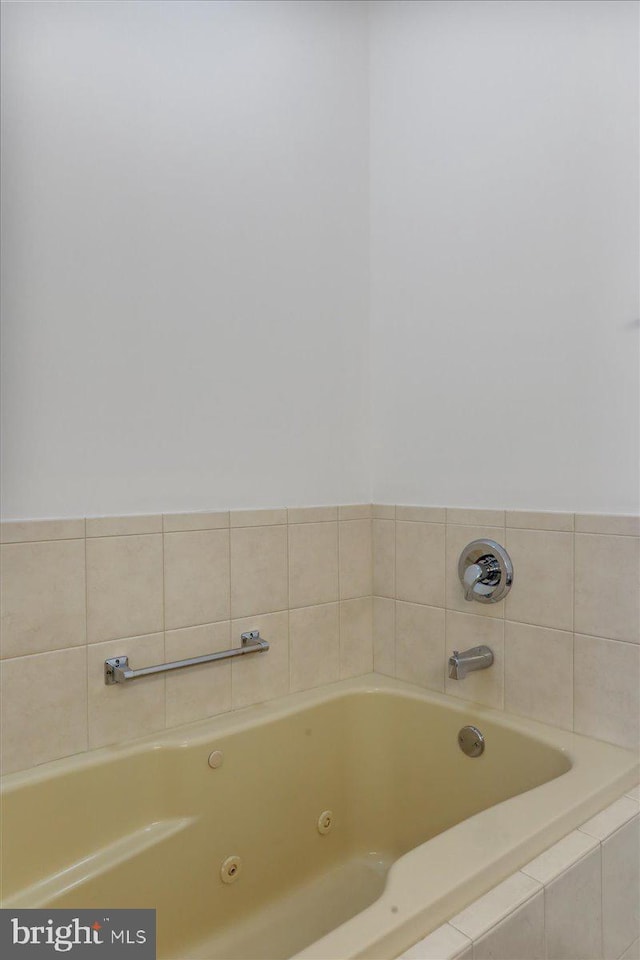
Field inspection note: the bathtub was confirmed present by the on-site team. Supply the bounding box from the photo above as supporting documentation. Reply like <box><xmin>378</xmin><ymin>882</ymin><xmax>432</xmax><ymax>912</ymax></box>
<box><xmin>1</xmin><ymin>674</ymin><xmax>637</xmax><ymax>960</ymax></box>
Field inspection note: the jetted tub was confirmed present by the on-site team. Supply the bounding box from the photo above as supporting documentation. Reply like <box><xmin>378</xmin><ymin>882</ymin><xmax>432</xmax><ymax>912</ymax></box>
<box><xmin>1</xmin><ymin>674</ymin><xmax>638</xmax><ymax>960</ymax></box>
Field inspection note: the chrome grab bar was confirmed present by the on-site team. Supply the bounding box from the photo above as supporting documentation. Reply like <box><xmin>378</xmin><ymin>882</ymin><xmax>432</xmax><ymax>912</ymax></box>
<box><xmin>104</xmin><ymin>630</ymin><xmax>269</xmax><ymax>685</ymax></box>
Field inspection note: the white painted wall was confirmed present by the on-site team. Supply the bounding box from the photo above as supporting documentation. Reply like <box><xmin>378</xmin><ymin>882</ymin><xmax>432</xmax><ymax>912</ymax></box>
<box><xmin>3</xmin><ymin>0</ymin><xmax>638</xmax><ymax>519</ymax></box>
<box><xmin>1</xmin><ymin>0</ymin><xmax>370</xmax><ymax>518</ymax></box>
<box><xmin>370</xmin><ymin>0</ymin><xmax>640</xmax><ymax>513</ymax></box>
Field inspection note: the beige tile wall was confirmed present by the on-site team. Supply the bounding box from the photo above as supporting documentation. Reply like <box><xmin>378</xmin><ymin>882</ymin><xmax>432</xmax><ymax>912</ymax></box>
<box><xmin>1</xmin><ymin>503</ymin><xmax>638</xmax><ymax>774</ymax></box>
<box><xmin>0</xmin><ymin>506</ymin><xmax>373</xmax><ymax>774</ymax></box>
<box><xmin>372</xmin><ymin>506</ymin><xmax>640</xmax><ymax>751</ymax></box>
<box><xmin>398</xmin><ymin>784</ymin><xmax>640</xmax><ymax>960</ymax></box>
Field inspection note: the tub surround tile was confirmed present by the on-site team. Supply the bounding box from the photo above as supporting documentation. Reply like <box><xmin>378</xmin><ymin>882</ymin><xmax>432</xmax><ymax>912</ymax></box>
<box><xmin>231</xmin><ymin>611</ymin><xmax>289</xmax><ymax>709</ymax></box>
<box><xmin>504</xmin><ymin>529</ymin><xmax>573</xmax><ymax>631</ymax></box>
<box><xmin>602</xmin><ymin>816</ymin><xmax>640</xmax><ymax>960</ymax></box>
<box><xmin>372</xmin><ymin>504</ymin><xmax>396</xmax><ymax>519</ymax></box>
<box><xmin>445</xmin><ymin>525</ymin><xmax>505</xmax><ymax>618</ymax></box>
<box><xmin>449</xmin><ymin>871</ymin><xmax>541</xmax><ymax>941</ymax></box>
<box><xmin>0</xmin><ymin>646</ymin><xmax>88</xmax><ymax>774</ymax></box>
<box><xmin>544</xmin><ymin>846</ymin><xmax>602</xmax><ymax>960</ymax></box>
<box><xmin>395</xmin><ymin>521</ymin><xmax>445</xmax><ymax>607</ymax></box>
<box><xmin>522</xmin><ymin>829</ymin><xmax>599</xmax><ymax>885</ymax></box>
<box><xmin>86</xmin><ymin>515</ymin><xmax>162</xmax><ymax>537</ymax></box>
<box><xmin>575</xmin><ymin>514</ymin><xmax>640</xmax><ymax>537</ymax></box>
<box><xmin>504</xmin><ymin>622</ymin><xmax>573</xmax><ymax>730</ymax></box>
<box><xmin>163</xmin><ymin>511</ymin><xmax>229</xmax><ymax>532</ymax></box>
<box><xmin>473</xmin><ymin>890</ymin><xmax>545</xmax><ymax>960</ymax></box>
<box><xmin>339</xmin><ymin>597</ymin><xmax>373</xmax><ymax>678</ymax></box>
<box><xmin>396</xmin><ymin>506</ymin><xmax>446</xmax><ymax>523</ymax></box>
<box><xmin>230</xmin><ymin>524</ymin><xmax>288</xmax><ymax>619</ymax></box>
<box><xmin>578</xmin><ymin>796</ymin><xmax>639</xmax><ymax>842</ymax></box>
<box><xmin>86</xmin><ymin>534</ymin><xmax>164</xmax><ymax>644</ymax></box>
<box><xmin>395</xmin><ymin>601</ymin><xmax>446</xmax><ymax>692</ymax></box>
<box><xmin>163</xmin><ymin>529</ymin><xmax>230</xmax><ymax>630</ymax></box>
<box><xmin>230</xmin><ymin>508</ymin><xmax>287</xmax><ymax>527</ymax></box>
<box><xmin>373</xmin><ymin>519</ymin><xmax>395</xmax><ymax>597</ymax></box>
<box><xmin>575</xmin><ymin>534</ymin><xmax>640</xmax><ymax>644</ymax></box>
<box><xmin>87</xmin><ymin>634</ymin><xmax>165</xmax><ymax>749</ymax></box>
<box><xmin>445</xmin><ymin>612</ymin><xmax>504</xmax><ymax>709</ymax></box>
<box><xmin>400</xmin><ymin>923</ymin><xmax>471</xmax><ymax>960</ymax></box>
<box><xmin>0</xmin><ymin>539</ymin><xmax>86</xmax><ymax>658</ymax></box>
<box><xmin>289</xmin><ymin>603</ymin><xmax>339</xmax><ymax>693</ymax></box>
<box><xmin>165</xmin><ymin>622</ymin><xmax>232</xmax><ymax>727</ymax></box>
<box><xmin>339</xmin><ymin>519</ymin><xmax>372</xmax><ymax>599</ymax></box>
<box><xmin>573</xmin><ymin>635</ymin><xmax>640</xmax><ymax>750</ymax></box>
<box><xmin>0</xmin><ymin>518</ymin><xmax>85</xmax><ymax>543</ymax></box>
<box><xmin>373</xmin><ymin>597</ymin><xmax>395</xmax><ymax>676</ymax></box>
<box><xmin>338</xmin><ymin>504</ymin><xmax>372</xmax><ymax>520</ymax></box>
<box><xmin>287</xmin><ymin>506</ymin><xmax>338</xmax><ymax>523</ymax></box>
<box><xmin>505</xmin><ymin>510</ymin><xmax>574</xmax><ymax>532</ymax></box>
<box><xmin>446</xmin><ymin>508</ymin><xmax>505</xmax><ymax>527</ymax></box>
<box><xmin>288</xmin><ymin>521</ymin><xmax>339</xmax><ymax>608</ymax></box>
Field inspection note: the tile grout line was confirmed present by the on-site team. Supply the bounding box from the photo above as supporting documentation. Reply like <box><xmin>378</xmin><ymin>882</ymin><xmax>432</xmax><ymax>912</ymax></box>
<box><xmin>83</xmin><ymin>521</ymin><xmax>90</xmax><ymax>753</ymax></box>
<box><xmin>337</xmin><ymin>519</ymin><xmax>343</xmax><ymax>677</ymax></box>
<box><xmin>161</xmin><ymin>527</ymin><xmax>167</xmax><ymax>730</ymax></box>
<box><xmin>227</xmin><ymin>525</ymin><xmax>234</xmax><ymax>708</ymax></box>
<box><xmin>573</xmin><ymin>523</ymin><xmax>577</xmax><ymax>734</ymax></box>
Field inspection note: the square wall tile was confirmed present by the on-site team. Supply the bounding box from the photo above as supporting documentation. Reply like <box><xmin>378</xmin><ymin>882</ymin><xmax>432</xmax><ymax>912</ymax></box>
<box><xmin>544</xmin><ymin>846</ymin><xmax>602</xmax><ymax>960</ymax></box>
<box><xmin>446</xmin><ymin>508</ymin><xmax>505</xmax><ymax>526</ymax></box>
<box><xmin>287</xmin><ymin>506</ymin><xmax>337</xmax><ymax>523</ymax></box>
<box><xmin>339</xmin><ymin>519</ymin><xmax>372</xmax><ymax>599</ymax></box>
<box><xmin>445</xmin><ymin>611</ymin><xmax>504</xmax><ymax>709</ymax></box>
<box><xmin>373</xmin><ymin>597</ymin><xmax>395</xmax><ymax>676</ymax></box>
<box><xmin>0</xmin><ymin>647</ymin><xmax>88</xmax><ymax>774</ymax></box>
<box><xmin>396</xmin><ymin>506</ymin><xmax>446</xmax><ymax>522</ymax></box>
<box><xmin>506</xmin><ymin>511</ymin><xmax>574</xmax><ymax>532</ymax></box>
<box><xmin>86</xmin><ymin>535</ymin><xmax>163</xmax><ymax>643</ymax></box>
<box><xmin>395</xmin><ymin>601</ymin><xmax>445</xmax><ymax>692</ymax></box>
<box><xmin>164</xmin><ymin>530</ymin><xmax>230</xmax><ymax>630</ymax></box>
<box><xmin>231</xmin><ymin>611</ymin><xmax>289</xmax><ymax>709</ymax></box>
<box><xmin>505</xmin><ymin>622</ymin><xmax>573</xmax><ymax>730</ymax></box>
<box><xmin>504</xmin><ymin>529</ymin><xmax>573</xmax><ymax>631</ymax></box>
<box><xmin>163</xmin><ymin>511</ymin><xmax>229</xmax><ymax>533</ymax></box>
<box><xmin>474</xmin><ymin>891</ymin><xmax>544</xmax><ymax>960</ymax></box>
<box><xmin>165</xmin><ymin>622</ymin><xmax>231</xmax><ymax>727</ymax></box>
<box><xmin>0</xmin><ymin>518</ymin><xmax>85</xmax><ymax>543</ymax></box>
<box><xmin>574</xmin><ymin>635</ymin><xmax>640</xmax><ymax>750</ymax></box>
<box><xmin>87</xmin><ymin>634</ymin><xmax>165</xmax><ymax>749</ymax></box>
<box><xmin>575</xmin><ymin>534</ymin><xmax>640</xmax><ymax>643</ymax></box>
<box><xmin>396</xmin><ymin>521</ymin><xmax>445</xmax><ymax>607</ymax></box>
<box><xmin>290</xmin><ymin>603</ymin><xmax>339</xmax><ymax>693</ymax></box>
<box><xmin>86</xmin><ymin>515</ymin><xmax>162</xmax><ymax>536</ymax></box>
<box><xmin>230</xmin><ymin>508</ymin><xmax>287</xmax><ymax>527</ymax></box>
<box><xmin>602</xmin><ymin>816</ymin><xmax>640</xmax><ymax>960</ymax></box>
<box><xmin>338</xmin><ymin>504</ymin><xmax>372</xmax><ymax>521</ymax></box>
<box><xmin>1</xmin><ymin>540</ymin><xmax>86</xmax><ymax>658</ymax></box>
<box><xmin>230</xmin><ymin>525</ymin><xmax>288</xmax><ymax>619</ymax></box>
<box><xmin>288</xmin><ymin>522</ymin><xmax>339</xmax><ymax>608</ymax></box>
<box><xmin>575</xmin><ymin>515</ymin><xmax>640</xmax><ymax>536</ymax></box>
<box><xmin>339</xmin><ymin>597</ymin><xmax>373</xmax><ymax>679</ymax></box>
<box><xmin>373</xmin><ymin>519</ymin><xmax>395</xmax><ymax>598</ymax></box>
<box><xmin>445</xmin><ymin>525</ymin><xmax>505</xmax><ymax>618</ymax></box>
